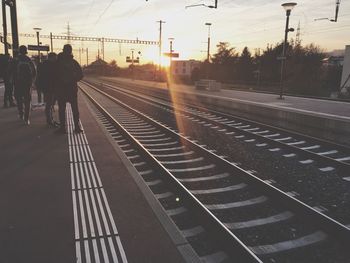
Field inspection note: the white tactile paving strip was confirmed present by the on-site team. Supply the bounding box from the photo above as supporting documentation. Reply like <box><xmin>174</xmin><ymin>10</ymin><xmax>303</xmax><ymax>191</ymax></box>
<box><xmin>66</xmin><ymin>105</ymin><xmax>128</xmax><ymax>263</ymax></box>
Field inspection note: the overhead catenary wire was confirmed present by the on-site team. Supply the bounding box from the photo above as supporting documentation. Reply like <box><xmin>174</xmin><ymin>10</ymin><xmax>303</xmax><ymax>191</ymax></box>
<box><xmin>86</xmin><ymin>0</ymin><xmax>95</xmax><ymax>21</ymax></box>
<box><xmin>94</xmin><ymin>0</ymin><xmax>115</xmax><ymax>26</ymax></box>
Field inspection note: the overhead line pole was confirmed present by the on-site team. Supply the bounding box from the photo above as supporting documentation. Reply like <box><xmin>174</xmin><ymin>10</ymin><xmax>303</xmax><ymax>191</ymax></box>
<box><xmin>50</xmin><ymin>32</ymin><xmax>53</xmax><ymax>52</ymax></box>
<box><xmin>9</xmin><ymin>0</ymin><xmax>19</xmax><ymax>57</ymax></box>
<box><xmin>2</xmin><ymin>0</ymin><xmax>8</xmax><ymax>55</ymax></box>
<box><xmin>102</xmin><ymin>37</ymin><xmax>105</xmax><ymax>61</ymax></box>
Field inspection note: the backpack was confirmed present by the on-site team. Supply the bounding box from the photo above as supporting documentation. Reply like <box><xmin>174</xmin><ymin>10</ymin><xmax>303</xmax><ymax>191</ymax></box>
<box><xmin>16</xmin><ymin>58</ymin><xmax>33</xmax><ymax>86</ymax></box>
<box><xmin>61</xmin><ymin>61</ymin><xmax>76</xmax><ymax>84</ymax></box>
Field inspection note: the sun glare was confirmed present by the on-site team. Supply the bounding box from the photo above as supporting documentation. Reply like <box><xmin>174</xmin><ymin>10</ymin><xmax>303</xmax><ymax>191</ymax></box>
<box><xmin>143</xmin><ymin>47</ymin><xmax>171</xmax><ymax>67</ymax></box>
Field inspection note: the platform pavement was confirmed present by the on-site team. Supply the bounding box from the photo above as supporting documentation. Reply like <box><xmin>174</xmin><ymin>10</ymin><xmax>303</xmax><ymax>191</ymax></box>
<box><xmin>99</xmin><ymin>77</ymin><xmax>350</xmax><ymax>120</ymax></box>
<box><xmin>0</xmin><ymin>90</ymin><xmax>195</xmax><ymax>263</ymax></box>
<box><xmin>96</xmin><ymin>76</ymin><xmax>350</xmax><ymax>146</ymax></box>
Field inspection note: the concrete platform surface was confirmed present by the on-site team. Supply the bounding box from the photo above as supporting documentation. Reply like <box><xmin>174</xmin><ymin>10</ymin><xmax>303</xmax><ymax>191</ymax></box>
<box><xmin>0</xmin><ymin>89</ymin><xmax>188</xmax><ymax>263</ymax></box>
<box><xmin>100</xmin><ymin>77</ymin><xmax>350</xmax><ymax>121</ymax></box>
<box><xmin>97</xmin><ymin>77</ymin><xmax>350</xmax><ymax>146</ymax></box>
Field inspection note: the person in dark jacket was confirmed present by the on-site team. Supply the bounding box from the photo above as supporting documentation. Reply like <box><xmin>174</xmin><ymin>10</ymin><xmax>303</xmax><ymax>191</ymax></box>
<box><xmin>37</xmin><ymin>52</ymin><xmax>59</xmax><ymax>127</ymax></box>
<box><xmin>56</xmin><ymin>44</ymin><xmax>83</xmax><ymax>134</ymax></box>
<box><xmin>0</xmin><ymin>54</ymin><xmax>16</xmax><ymax>108</ymax></box>
<box><xmin>14</xmin><ymin>45</ymin><xmax>36</xmax><ymax>125</ymax></box>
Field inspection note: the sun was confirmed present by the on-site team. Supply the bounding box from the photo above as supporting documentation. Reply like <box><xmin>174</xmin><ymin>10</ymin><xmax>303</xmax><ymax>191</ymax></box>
<box><xmin>142</xmin><ymin>46</ymin><xmax>171</xmax><ymax>67</ymax></box>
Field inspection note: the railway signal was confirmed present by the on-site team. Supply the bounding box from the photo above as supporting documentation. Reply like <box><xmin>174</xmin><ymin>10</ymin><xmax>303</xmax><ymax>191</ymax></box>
<box><xmin>27</xmin><ymin>44</ymin><xmax>50</xmax><ymax>52</ymax></box>
<box><xmin>163</xmin><ymin>52</ymin><xmax>179</xmax><ymax>58</ymax></box>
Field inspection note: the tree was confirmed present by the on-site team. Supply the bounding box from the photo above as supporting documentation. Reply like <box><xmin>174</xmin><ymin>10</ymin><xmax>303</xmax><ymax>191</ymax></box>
<box><xmin>211</xmin><ymin>42</ymin><xmax>237</xmax><ymax>65</ymax></box>
<box><xmin>236</xmin><ymin>47</ymin><xmax>254</xmax><ymax>81</ymax></box>
<box><xmin>259</xmin><ymin>42</ymin><xmax>286</xmax><ymax>83</ymax></box>
<box><xmin>287</xmin><ymin>43</ymin><xmax>325</xmax><ymax>95</ymax></box>
<box><xmin>211</xmin><ymin>42</ymin><xmax>238</xmax><ymax>81</ymax></box>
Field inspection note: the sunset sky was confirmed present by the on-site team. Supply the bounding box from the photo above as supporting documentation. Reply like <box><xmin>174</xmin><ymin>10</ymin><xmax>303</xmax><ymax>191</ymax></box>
<box><xmin>5</xmin><ymin>0</ymin><xmax>350</xmax><ymax>66</ymax></box>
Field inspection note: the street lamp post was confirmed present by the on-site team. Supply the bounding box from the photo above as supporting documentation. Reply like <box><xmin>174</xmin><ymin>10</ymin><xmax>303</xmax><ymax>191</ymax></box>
<box><xmin>205</xmin><ymin>22</ymin><xmax>212</xmax><ymax>79</ymax></box>
<box><xmin>279</xmin><ymin>2</ymin><xmax>297</xmax><ymax>99</ymax></box>
<box><xmin>33</xmin><ymin>27</ymin><xmax>42</xmax><ymax>62</ymax></box>
<box><xmin>205</xmin><ymin>23</ymin><xmax>212</xmax><ymax>62</ymax></box>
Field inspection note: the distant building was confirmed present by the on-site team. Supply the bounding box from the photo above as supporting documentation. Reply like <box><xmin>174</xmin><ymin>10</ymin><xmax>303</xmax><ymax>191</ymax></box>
<box><xmin>341</xmin><ymin>45</ymin><xmax>350</xmax><ymax>94</ymax></box>
<box><xmin>327</xmin><ymin>49</ymin><xmax>345</xmax><ymax>57</ymax></box>
<box><xmin>171</xmin><ymin>60</ymin><xmax>201</xmax><ymax>76</ymax></box>
<box><xmin>322</xmin><ymin>56</ymin><xmax>344</xmax><ymax>67</ymax></box>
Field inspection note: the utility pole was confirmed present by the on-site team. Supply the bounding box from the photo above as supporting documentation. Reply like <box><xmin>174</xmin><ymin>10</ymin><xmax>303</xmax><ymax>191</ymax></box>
<box><xmin>79</xmin><ymin>48</ymin><xmax>81</xmax><ymax>65</ymax></box>
<box><xmin>295</xmin><ymin>21</ymin><xmax>301</xmax><ymax>45</ymax></box>
<box><xmin>86</xmin><ymin>48</ymin><xmax>89</xmax><ymax>66</ymax></box>
<box><xmin>66</xmin><ymin>22</ymin><xmax>71</xmax><ymax>44</ymax></box>
<box><xmin>50</xmin><ymin>32</ymin><xmax>53</xmax><ymax>52</ymax></box>
<box><xmin>2</xmin><ymin>0</ymin><xmax>8</xmax><ymax>55</ymax></box>
<box><xmin>205</xmin><ymin>22</ymin><xmax>212</xmax><ymax>79</ymax></box>
<box><xmin>2</xmin><ymin>1</ymin><xmax>22</xmax><ymax>56</ymax></box>
<box><xmin>33</xmin><ymin>27</ymin><xmax>42</xmax><ymax>62</ymax></box>
<box><xmin>205</xmin><ymin>23</ymin><xmax>212</xmax><ymax>62</ymax></box>
<box><xmin>102</xmin><ymin>37</ymin><xmax>105</xmax><ymax>61</ymax></box>
<box><xmin>157</xmin><ymin>20</ymin><xmax>166</xmax><ymax>79</ymax></box>
<box><xmin>8</xmin><ymin>0</ymin><xmax>19</xmax><ymax>57</ymax></box>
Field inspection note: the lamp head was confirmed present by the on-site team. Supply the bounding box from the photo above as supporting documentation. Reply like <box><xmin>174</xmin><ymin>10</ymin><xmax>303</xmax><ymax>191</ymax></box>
<box><xmin>282</xmin><ymin>2</ymin><xmax>297</xmax><ymax>12</ymax></box>
<box><xmin>205</xmin><ymin>23</ymin><xmax>212</xmax><ymax>26</ymax></box>
<box><xmin>33</xmin><ymin>27</ymin><xmax>42</xmax><ymax>32</ymax></box>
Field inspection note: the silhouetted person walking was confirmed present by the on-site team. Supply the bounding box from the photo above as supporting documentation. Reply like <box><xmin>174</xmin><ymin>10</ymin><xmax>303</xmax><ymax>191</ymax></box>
<box><xmin>0</xmin><ymin>54</ymin><xmax>16</xmax><ymax>108</ymax></box>
<box><xmin>56</xmin><ymin>44</ymin><xmax>83</xmax><ymax>134</ymax></box>
<box><xmin>14</xmin><ymin>46</ymin><xmax>36</xmax><ymax>125</ymax></box>
<box><xmin>38</xmin><ymin>52</ymin><xmax>59</xmax><ymax>127</ymax></box>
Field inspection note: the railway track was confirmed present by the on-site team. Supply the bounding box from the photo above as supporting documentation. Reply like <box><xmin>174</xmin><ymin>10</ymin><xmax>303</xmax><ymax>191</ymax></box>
<box><xmin>83</xmin><ymin>79</ymin><xmax>350</xmax><ymax>225</ymax></box>
<box><xmin>88</xmin><ymin>80</ymin><xmax>350</xmax><ymax>173</ymax></box>
<box><xmin>79</xmin><ymin>81</ymin><xmax>350</xmax><ymax>263</ymax></box>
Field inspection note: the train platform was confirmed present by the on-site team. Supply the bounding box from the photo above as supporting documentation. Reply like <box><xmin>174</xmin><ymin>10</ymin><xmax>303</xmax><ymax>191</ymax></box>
<box><xmin>96</xmin><ymin>77</ymin><xmax>350</xmax><ymax>146</ymax></box>
<box><xmin>0</xmin><ymin>87</ymin><xmax>196</xmax><ymax>263</ymax></box>
<box><xmin>98</xmin><ymin>77</ymin><xmax>350</xmax><ymax>119</ymax></box>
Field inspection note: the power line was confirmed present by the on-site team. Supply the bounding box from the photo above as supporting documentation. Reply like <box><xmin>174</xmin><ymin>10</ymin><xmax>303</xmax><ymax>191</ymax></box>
<box><xmin>86</xmin><ymin>0</ymin><xmax>95</xmax><ymax>20</ymax></box>
<box><xmin>304</xmin><ymin>25</ymin><xmax>350</xmax><ymax>35</ymax></box>
<box><xmin>94</xmin><ymin>0</ymin><xmax>115</xmax><ymax>26</ymax></box>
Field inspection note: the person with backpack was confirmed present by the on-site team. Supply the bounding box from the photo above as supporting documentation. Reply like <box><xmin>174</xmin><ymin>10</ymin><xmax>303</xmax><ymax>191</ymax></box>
<box><xmin>37</xmin><ymin>52</ymin><xmax>59</xmax><ymax>127</ymax></box>
<box><xmin>56</xmin><ymin>44</ymin><xmax>83</xmax><ymax>134</ymax></box>
<box><xmin>14</xmin><ymin>45</ymin><xmax>36</xmax><ymax>125</ymax></box>
<box><xmin>0</xmin><ymin>54</ymin><xmax>16</xmax><ymax>108</ymax></box>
